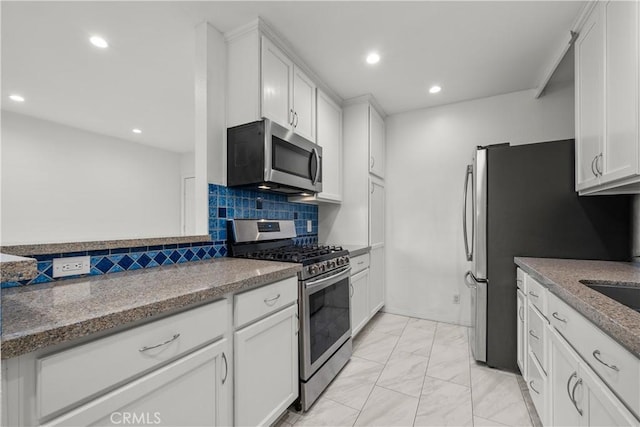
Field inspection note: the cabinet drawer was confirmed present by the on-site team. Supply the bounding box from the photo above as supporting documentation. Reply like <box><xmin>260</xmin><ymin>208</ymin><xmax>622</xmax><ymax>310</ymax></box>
<box><xmin>234</xmin><ymin>276</ymin><xmax>298</xmax><ymax>328</ymax></box>
<box><xmin>37</xmin><ymin>300</ymin><xmax>227</xmax><ymax>419</ymax></box>
<box><xmin>525</xmin><ymin>275</ymin><xmax>547</xmax><ymax>317</ymax></box>
<box><xmin>526</xmin><ymin>352</ymin><xmax>546</xmax><ymax>423</ymax></box>
<box><xmin>549</xmin><ymin>292</ymin><xmax>640</xmax><ymax>417</ymax></box>
<box><xmin>351</xmin><ymin>253</ymin><xmax>370</xmax><ymax>275</ymax></box>
<box><xmin>527</xmin><ymin>302</ymin><xmax>547</xmax><ymax>373</ymax></box>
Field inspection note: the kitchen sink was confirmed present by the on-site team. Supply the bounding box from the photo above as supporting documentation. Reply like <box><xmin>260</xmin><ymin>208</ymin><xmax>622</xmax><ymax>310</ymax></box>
<box><xmin>579</xmin><ymin>280</ymin><xmax>640</xmax><ymax>313</ymax></box>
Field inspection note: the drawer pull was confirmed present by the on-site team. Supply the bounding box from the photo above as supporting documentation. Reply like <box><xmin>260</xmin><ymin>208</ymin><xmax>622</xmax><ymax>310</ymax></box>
<box><xmin>528</xmin><ymin>329</ymin><xmax>539</xmax><ymax>340</ymax></box>
<box><xmin>357</xmin><ymin>261</ymin><xmax>365</xmax><ymax>265</ymax></box>
<box><xmin>528</xmin><ymin>291</ymin><xmax>539</xmax><ymax>298</ymax></box>
<box><xmin>529</xmin><ymin>380</ymin><xmax>540</xmax><ymax>395</ymax></box>
<box><xmin>552</xmin><ymin>312</ymin><xmax>567</xmax><ymax>323</ymax></box>
<box><xmin>518</xmin><ymin>306</ymin><xmax>524</xmax><ymax>322</ymax></box>
<box><xmin>222</xmin><ymin>352</ymin><xmax>228</xmax><ymax>384</ymax></box>
<box><xmin>264</xmin><ymin>294</ymin><xmax>281</xmax><ymax>306</ymax></box>
<box><xmin>592</xmin><ymin>350</ymin><xmax>620</xmax><ymax>372</ymax></box>
<box><xmin>350</xmin><ymin>283</ymin><xmax>354</xmax><ymax>297</ymax></box>
<box><xmin>566</xmin><ymin>372</ymin><xmax>583</xmax><ymax>416</ymax></box>
<box><xmin>139</xmin><ymin>333</ymin><xmax>181</xmax><ymax>352</ymax></box>
<box><xmin>571</xmin><ymin>377</ymin><xmax>584</xmax><ymax>416</ymax></box>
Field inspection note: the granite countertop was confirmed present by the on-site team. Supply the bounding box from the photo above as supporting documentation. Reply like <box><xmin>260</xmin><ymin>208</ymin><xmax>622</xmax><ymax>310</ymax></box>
<box><xmin>1</xmin><ymin>257</ymin><xmax>300</xmax><ymax>359</ymax></box>
<box><xmin>515</xmin><ymin>257</ymin><xmax>640</xmax><ymax>358</ymax></box>
<box><xmin>0</xmin><ymin>253</ymin><xmax>38</xmax><ymax>282</ymax></box>
<box><xmin>341</xmin><ymin>244</ymin><xmax>371</xmax><ymax>258</ymax></box>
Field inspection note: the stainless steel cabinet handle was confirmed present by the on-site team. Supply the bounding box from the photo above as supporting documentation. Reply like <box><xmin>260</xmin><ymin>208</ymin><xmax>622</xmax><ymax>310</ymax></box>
<box><xmin>529</xmin><ymin>380</ymin><xmax>540</xmax><ymax>395</ymax></box>
<box><xmin>595</xmin><ymin>153</ymin><xmax>603</xmax><ymax>176</ymax></box>
<box><xmin>571</xmin><ymin>377</ymin><xmax>584</xmax><ymax>416</ymax></box>
<box><xmin>289</xmin><ymin>109</ymin><xmax>295</xmax><ymax>125</ymax></box>
<box><xmin>264</xmin><ymin>294</ymin><xmax>281</xmax><ymax>306</ymax></box>
<box><xmin>592</xmin><ymin>350</ymin><xmax>620</xmax><ymax>372</ymax></box>
<box><xmin>518</xmin><ymin>306</ymin><xmax>524</xmax><ymax>322</ymax></box>
<box><xmin>350</xmin><ymin>283</ymin><xmax>354</xmax><ymax>297</ymax></box>
<box><xmin>357</xmin><ymin>261</ymin><xmax>365</xmax><ymax>265</ymax></box>
<box><xmin>528</xmin><ymin>329</ymin><xmax>539</xmax><ymax>340</ymax></box>
<box><xmin>552</xmin><ymin>312</ymin><xmax>567</xmax><ymax>323</ymax></box>
<box><xmin>295</xmin><ymin>311</ymin><xmax>299</xmax><ymax>334</ymax></box>
<box><xmin>371</xmin><ymin>156</ymin><xmax>375</xmax><ymax>168</ymax></box>
<box><xmin>139</xmin><ymin>333</ymin><xmax>180</xmax><ymax>352</ymax></box>
<box><xmin>462</xmin><ymin>164</ymin><xmax>474</xmax><ymax>262</ymax></box>
<box><xmin>566</xmin><ymin>372</ymin><xmax>578</xmax><ymax>408</ymax></box>
<box><xmin>528</xmin><ymin>291</ymin><xmax>539</xmax><ymax>298</ymax></box>
<box><xmin>591</xmin><ymin>156</ymin><xmax>598</xmax><ymax>177</ymax></box>
<box><xmin>294</xmin><ymin>112</ymin><xmax>299</xmax><ymax>128</ymax></box>
<box><xmin>222</xmin><ymin>352</ymin><xmax>228</xmax><ymax>384</ymax></box>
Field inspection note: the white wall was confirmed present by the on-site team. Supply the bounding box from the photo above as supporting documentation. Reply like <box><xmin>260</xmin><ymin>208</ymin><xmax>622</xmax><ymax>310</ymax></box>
<box><xmin>1</xmin><ymin>111</ymin><xmax>183</xmax><ymax>244</ymax></box>
<box><xmin>384</xmin><ymin>83</ymin><xmax>575</xmax><ymax>326</ymax></box>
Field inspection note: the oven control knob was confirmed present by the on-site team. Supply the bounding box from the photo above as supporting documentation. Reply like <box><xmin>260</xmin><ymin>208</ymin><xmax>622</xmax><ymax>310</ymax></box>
<box><xmin>329</xmin><ymin>260</ymin><xmax>336</xmax><ymax>268</ymax></box>
<box><xmin>308</xmin><ymin>265</ymin><xmax>318</xmax><ymax>275</ymax></box>
<box><xmin>344</xmin><ymin>256</ymin><xmax>349</xmax><ymax>264</ymax></box>
<box><xmin>337</xmin><ymin>257</ymin><xmax>344</xmax><ymax>266</ymax></box>
<box><xmin>319</xmin><ymin>263</ymin><xmax>326</xmax><ymax>273</ymax></box>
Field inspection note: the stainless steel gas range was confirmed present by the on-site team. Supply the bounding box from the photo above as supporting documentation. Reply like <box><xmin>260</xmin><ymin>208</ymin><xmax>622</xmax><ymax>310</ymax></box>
<box><xmin>228</xmin><ymin>219</ymin><xmax>352</xmax><ymax>411</ymax></box>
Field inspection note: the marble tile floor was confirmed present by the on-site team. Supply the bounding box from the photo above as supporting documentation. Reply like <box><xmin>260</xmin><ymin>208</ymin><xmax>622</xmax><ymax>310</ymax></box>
<box><xmin>274</xmin><ymin>312</ymin><xmax>540</xmax><ymax>427</ymax></box>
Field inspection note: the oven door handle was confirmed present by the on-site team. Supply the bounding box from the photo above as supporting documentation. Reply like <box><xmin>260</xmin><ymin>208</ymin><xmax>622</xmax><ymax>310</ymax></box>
<box><xmin>305</xmin><ymin>266</ymin><xmax>351</xmax><ymax>291</ymax></box>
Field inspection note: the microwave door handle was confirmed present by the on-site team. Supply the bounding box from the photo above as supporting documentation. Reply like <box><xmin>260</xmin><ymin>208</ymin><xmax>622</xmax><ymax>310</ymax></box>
<box><xmin>311</xmin><ymin>147</ymin><xmax>320</xmax><ymax>185</ymax></box>
<box><xmin>462</xmin><ymin>164</ymin><xmax>473</xmax><ymax>261</ymax></box>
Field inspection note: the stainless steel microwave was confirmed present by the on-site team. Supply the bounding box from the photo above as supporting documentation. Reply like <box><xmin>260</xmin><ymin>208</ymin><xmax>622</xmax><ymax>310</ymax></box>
<box><xmin>227</xmin><ymin>119</ymin><xmax>322</xmax><ymax>194</ymax></box>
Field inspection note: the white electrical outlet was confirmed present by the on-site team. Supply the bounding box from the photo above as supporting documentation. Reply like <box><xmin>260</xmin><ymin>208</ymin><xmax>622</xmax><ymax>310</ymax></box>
<box><xmin>53</xmin><ymin>256</ymin><xmax>91</xmax><ymax>278</ymax></box>
<box><xmin>453</xmin><ymin>294</ymin><xmax>460</xmax><ymax>304</ymax></box>
<box><xmin>307</xmin><ymin>220</ymin><xmax>313</xmax><ymax>233</ymax></box>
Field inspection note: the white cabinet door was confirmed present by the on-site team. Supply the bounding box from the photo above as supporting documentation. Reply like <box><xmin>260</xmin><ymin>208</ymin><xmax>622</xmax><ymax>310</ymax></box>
<box><xmin>602</xmin><ymin>0</ymin><xmax>639</xmax><ymax>184</ymax></box>
<box><xmin>550</xmin><ymin>331</ymin><xmax>584</xmax><ymax>427</ymax></box>
<box><xmin>351</xmin><ymin>268</ymin><xmax>370</xmax><ymax>337</ymax></box>
<box><xmin>369</xmin><ymin>106</ymin><xmax>385</xmax><ymax>178</ymax></box>
<box><xmin>316</xmin><ymin>89</ymin><xmax>342</xmax><ymax>202</ymax></box>
<box><xmin>293</xmin><ymin>66</ymin><xmax>316</xmax><ymax>143</ymax></box>
<box><xmin>575</xmin><ymin>4</ymin><xmax>605</xmax><ymax>191</ymax></box>
<box><xmin>262</xmin><ymin>36</ymin><xmax>293</xmax><ymax>129</ymax></box>
<box><xmin>234</xmin><ymin>304</ymin><xmax>298</xmax><ymax>427</ymax></box>
<box><xmin>46</xmin><ymin>339</ymin><xmax>230</xmax><ymax>427</ymax></box>
<box><xmin>369</xmin><ymin>177</ymin><xmax>385</xmax><ymax>247</ymax></box>
<box><xmin>517</xmin><ymin>289</ymin><xmax>526</xmax><ymax>375</ymax></box>
<box><xmin>368</xmin><ymin>246</ymin><xmax>385</xmax><ymax>315</ymax></box>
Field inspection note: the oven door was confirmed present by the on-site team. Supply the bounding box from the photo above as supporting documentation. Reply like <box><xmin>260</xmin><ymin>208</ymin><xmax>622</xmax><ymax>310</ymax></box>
<box><xmin>300</xmin><ymin>265</ymin><xmax>351</xmax><ymax>380</ymax></box>
<box><xmin>266</xmin><ymin>119</ymin><xmax>322</xmax><ymax>193</ymax></box>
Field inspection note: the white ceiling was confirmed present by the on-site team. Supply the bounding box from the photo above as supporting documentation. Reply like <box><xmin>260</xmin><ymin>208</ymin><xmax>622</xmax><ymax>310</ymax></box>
<box><xmin>1</xmin><ymin>1</ymin><xmax>584</xmax><ymax>153</ymax></box>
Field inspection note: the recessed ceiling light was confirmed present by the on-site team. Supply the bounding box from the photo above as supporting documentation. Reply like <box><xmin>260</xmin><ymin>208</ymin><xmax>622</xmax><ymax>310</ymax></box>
<box><xmin>429</xmin><ymin>85</ymin><xmax>442</xmax><ymax>94</ymax></box>
<box><xmin>9</xmin><ymin>94</ymin><xmax>25</xmax><ymax>102</ymax></box>
<box><xmin>89</xmin><ymin>36</ymin><xmax>109</xmax><ymax>49</ymax></box>
<box><xmin>132</xmin><ymin>128</ymin><xmax>142</xmax><ymax>134</ymax></box>
<box><xmin>366</xmin><ymin>52</ymin><xmax>380</xmax><ymax>65</ymax></box>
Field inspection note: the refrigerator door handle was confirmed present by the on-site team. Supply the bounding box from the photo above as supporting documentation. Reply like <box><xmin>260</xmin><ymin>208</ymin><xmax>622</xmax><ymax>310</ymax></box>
<box><xmin>462</xmin><ymin>164</ymin><xmax>474</xmax><ymax>261</ymax></box>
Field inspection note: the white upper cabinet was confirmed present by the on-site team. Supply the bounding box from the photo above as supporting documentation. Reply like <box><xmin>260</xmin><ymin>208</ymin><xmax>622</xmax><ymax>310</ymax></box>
<box><xmin>261</xmin><ymin>36</ymin><xmax>294</xmax><ymax>130</ymax></box>
<box><xmin>575</xmin><ymin>0</ymin><xmax>640</xmax><ymax>195</ymax></box>
<box><xmin>226</xmin><ymin>22</ymin><xmax>317</xmax><ymax>143</ymax></box>
<box><xmin>369</xmin><ymin>106</ymin><xmax>385</xmax><ymax>178</ymax></box>
<box><xmin>292</xmin><ymin>66</ymin><xmax>317</xmax><ymax>142</ymax></box>
<box><xmin>315</xmin><ymin>89</ymin><xmax>343</xmax><ymax>202</ymax></box>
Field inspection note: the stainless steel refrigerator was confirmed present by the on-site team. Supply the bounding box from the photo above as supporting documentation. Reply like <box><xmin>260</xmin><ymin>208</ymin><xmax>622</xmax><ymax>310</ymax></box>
<box><xmin>462</xmin><ymin>140</ymin><xmax>630</xmax><ymax>371</ymax></box>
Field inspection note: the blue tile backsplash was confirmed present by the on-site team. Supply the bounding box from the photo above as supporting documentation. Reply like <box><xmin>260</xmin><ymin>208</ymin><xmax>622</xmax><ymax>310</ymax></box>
<box><xmin>1</xmin><ymin>184</ymin><xmax>318</xmax><ymax>288</ymax></box>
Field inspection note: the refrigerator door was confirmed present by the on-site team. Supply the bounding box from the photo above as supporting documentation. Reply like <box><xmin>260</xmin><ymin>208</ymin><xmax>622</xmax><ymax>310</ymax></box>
<box><xmin>465</xmin><ymin>271</ymin><xmax>487</xmax><ymax>362</ymax></box>
<box><xmin>473</xmin><ymin>149</ymin><xmax>488</xmax><ymax>281</ymax></box>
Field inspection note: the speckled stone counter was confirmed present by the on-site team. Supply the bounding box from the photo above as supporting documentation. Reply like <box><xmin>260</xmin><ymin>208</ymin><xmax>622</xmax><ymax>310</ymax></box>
<box><xmin>1</xmin><ymin>257</ymin><xmax>300</xmax><ymax>359</ymax></box>
<box><xmin>341</xmin><ymin>244</ymin><xmax>371</xmax><ymax>258</ymax></box>
<box><xmin>0</xmin><ymin>253</ymin><xmax>38</xmax><ymax>282</ymax></box>
<box><xmin>515</xmin><ymin>257</ymin><xmax>640</xmax><ymax>358</ymax></box>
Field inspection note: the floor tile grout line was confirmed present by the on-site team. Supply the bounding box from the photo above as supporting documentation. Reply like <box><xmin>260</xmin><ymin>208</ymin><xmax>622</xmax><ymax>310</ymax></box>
<box><xmin>412</xmin><ymin>321</ymin><xmax>440</xmax><ymax>426</ymax></box>
<box><xmin>352</xmin><ymin>313</ymin><xmax>403</xmax><ymax>426</ymax></box>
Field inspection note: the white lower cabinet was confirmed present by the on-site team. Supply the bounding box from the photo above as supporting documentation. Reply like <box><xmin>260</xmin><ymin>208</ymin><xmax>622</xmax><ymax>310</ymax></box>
<box><xmin>368</xmin><ymin>246</ymin><xmax>385</xmax><ymax>315</ymax></box>
<box><xmin>234</xmin><ymin>303</ymin><xmax>298</xmax><ymax>427</ymax></box>
<box><xmin>45</xmin><ymin>339</ymin><xmax>230</xmax><ymax>427</ymax></box>
<box><xmin>516</xmin><ymin>288</ymin><xmax>526</xmax><ymax>375</ymax></box>
<box><xmin>350</xmin><ymin>268</ymin><xmax>370</xmax><ymax>336</ymax></box>
<box><xmin>550</xmin><ymin>329</ymin><xmax>638</xmax><ymax>426</ymax></box>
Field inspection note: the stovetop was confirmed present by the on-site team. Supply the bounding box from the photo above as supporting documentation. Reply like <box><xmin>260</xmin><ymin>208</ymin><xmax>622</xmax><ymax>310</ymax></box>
<box><xmin>237</xmin><ymin>244</ymin><xmax>347</xmax><ymax>264</ymax></box>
